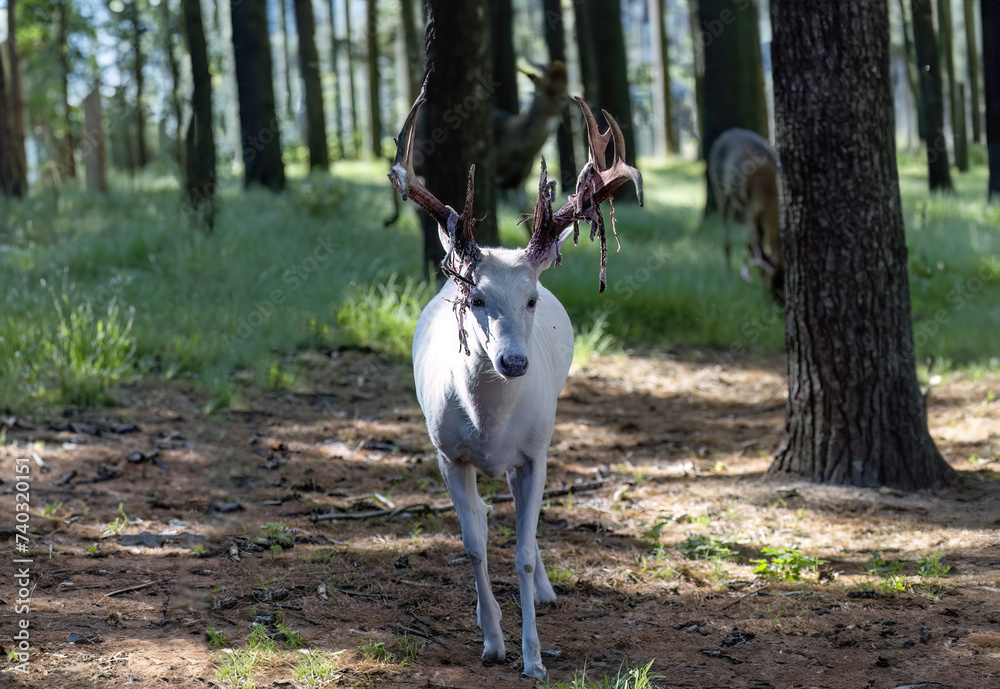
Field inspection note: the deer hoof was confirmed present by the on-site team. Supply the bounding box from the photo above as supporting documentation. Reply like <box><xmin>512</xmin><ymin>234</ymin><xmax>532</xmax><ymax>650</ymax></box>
<box><xmin>522</xmin><ymin>660</ymin><xmax>547</xmax><ymax>680</ymax></box>
<box><xmin>481</xmin><ymin>644</ymin><xmax>505</xmax><ymax>664</ymax></box>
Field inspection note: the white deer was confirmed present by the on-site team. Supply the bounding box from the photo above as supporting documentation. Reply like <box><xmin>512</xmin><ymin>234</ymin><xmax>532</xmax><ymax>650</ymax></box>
<box><xmin>389</xmin><ymin>86</ymin><xmax>642</xmax><ymax>679</ymax></box>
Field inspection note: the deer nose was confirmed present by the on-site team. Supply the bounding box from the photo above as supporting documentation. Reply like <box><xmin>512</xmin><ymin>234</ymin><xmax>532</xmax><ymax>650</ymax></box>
<box><xmin>498</xmin><ymin>353</ymin><xmax>529</xmax><ymax>378</ymax></box>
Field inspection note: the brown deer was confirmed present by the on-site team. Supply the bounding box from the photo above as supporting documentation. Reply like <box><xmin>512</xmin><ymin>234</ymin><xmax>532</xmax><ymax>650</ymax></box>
<box><xmin>707</xmin><ymin>127</ymin><xmax>784</xmax><ymax>300</ymax></box>
<box><xmin>493</xmin><ymin>61</ymin><xmax>569</xmax><ymax>202</ymax></box>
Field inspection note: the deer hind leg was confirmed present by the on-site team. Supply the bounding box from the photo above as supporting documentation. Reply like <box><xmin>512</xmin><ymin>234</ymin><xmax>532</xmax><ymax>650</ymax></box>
<box><xmin>507</xmin><ymin>458</ymin><xmax>550</xmax><ymax>679</ymax></box>
<box><xmin>439</xmin><ymin>454</ymin><xmax>504</xmax><ymax>663</ymax></box>
<box><xmin>721</xmin><ymin>198</ymin><xmax>733</xmax><ymax>271</ymax></box>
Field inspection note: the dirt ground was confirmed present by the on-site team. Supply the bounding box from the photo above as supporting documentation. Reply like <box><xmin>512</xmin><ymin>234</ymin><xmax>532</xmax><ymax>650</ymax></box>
<box><xmin>2</xmin><ymin>349</ymin><xmax>999</xmax><ymax>689</ymax></box>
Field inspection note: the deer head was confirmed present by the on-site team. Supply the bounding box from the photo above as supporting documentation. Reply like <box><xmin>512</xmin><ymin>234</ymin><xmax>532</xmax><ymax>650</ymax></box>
<box><xmin>389</xmin><ymin>82</ymin><xmax>643</xmax><ymax>369</ymax></box>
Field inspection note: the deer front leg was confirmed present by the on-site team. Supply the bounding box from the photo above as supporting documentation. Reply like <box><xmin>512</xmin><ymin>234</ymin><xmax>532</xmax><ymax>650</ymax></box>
<box><xmin>507</xmin><ymin>458</ymin><xmax>550</xmax><ymax>679</ymax></box>
<box><xmin>438</xmin><ymin>454</ymin><xmax>505</xmax><ymax>663</ymax></box>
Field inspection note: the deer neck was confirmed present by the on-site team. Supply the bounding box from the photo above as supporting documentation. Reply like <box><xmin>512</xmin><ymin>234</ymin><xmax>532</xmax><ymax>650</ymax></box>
<box><xmin>454</xmin><ymin>346</ymin><xmax>527</xmax><ymax>434</ymax></box>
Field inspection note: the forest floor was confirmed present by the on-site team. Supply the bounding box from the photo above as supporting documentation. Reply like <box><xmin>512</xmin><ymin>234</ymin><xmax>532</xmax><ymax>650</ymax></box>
<box><xmin>2</xmin><ymin>349</ymin><xmax>999</xmax><ymax>688</ymax></box>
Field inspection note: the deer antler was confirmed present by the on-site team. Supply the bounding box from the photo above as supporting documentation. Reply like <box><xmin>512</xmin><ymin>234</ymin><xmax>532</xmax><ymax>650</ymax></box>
<box><xmin>388</xmin><ymin>76</ymin><xmax>482</xmax><ymax>355</ymax></box>
<box><xmin>526</xmin><ymin>98</ymin><xmax>644</xmax><ymax>292</ymax></box>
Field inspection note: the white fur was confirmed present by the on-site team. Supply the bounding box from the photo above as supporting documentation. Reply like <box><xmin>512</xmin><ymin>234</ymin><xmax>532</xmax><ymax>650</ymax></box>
<box><xmin>412</xmin><ymin>246</ymin><xmax>573</xmax><ymax>679</ymax></box>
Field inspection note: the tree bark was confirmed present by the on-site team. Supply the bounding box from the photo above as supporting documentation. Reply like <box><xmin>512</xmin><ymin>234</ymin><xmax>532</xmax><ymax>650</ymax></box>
<box><xmin>182</xmin><ymin>0</ymin><xmax>217</xmax><ymax>227</ymax></box>
<box><xmin>420</xmin><ymin>0</ymin><xmax>498</xmax><ymax>276</ymax></box>
<box><xmin>82</xmin><ymin>88</ymin><xmax>108</xmax><ymax>194</ymax></box>
<box><xmin>542</xmin><ymin>0</ymin><xmax>577</xmax><ymax>192</ymax></box>
<box><xmin>344</xmin><ymin>0</ymin><xmax>361</xmax><ymax>157</ymax></box>
<box><xmin>984</xmin><ymin>0</ymin><xmax>1000</xmax><ymax>200</ymax></box>
<box><xmin>279</xmin><ymin>0</ymin><xmax>295</xmax><ymax>120</ymax></box>
<box><xmin>912</xmin><ymin>0</ymin><xmax>954</xmax><ymax>191</ymax></box>
<box><xmin>939</xmin><ymin>0</ymin><xmax>968</xmax><ymax>171</ymax></box>
<box><xmin>769</xmin><ymin>0</ymin><xmax>955</xmax><ymax>490</ymax></box>
<box><xmin>293</xmin><ymin>0</ymin><xmax>329</xmax><ymax>170</ymax></box>
<box><xmin>573</xmin><ymin>0</ymin><xmax>599</xmax><ymax>105</ymax></box>
<box><xmin>366</xmin><ymin>0</ymin><xmax>382</xmax><ymax>158</ymax></box>
<box><xmin>399</xmin><ymin>0</ymin><xmax>422</xmax><ymax>106</ymax></box>
<box><xmin>649</xmin><ymin>0</ymin><xmax>678</xmax><ymax>156</ymax></box>
<box><xmin>162</xmin><ymin>0</ymin><xmax>184</xmax><ymax>165</ymax></box>
<box><xmin>0</xmin><ymin>50</ymin><xmax>26</xmax><ymax>197</ymax></box>
<box><xmin>490</xmin><ymin>0</ymin><xmax>519</xmax><ymax>115</ymax></box>
<box><xmin>697</xmin><ymin>0</ymin><xmax>769</xmax><ymax>211</ymax></box>
<box><xmin>687</xmin><ymin>0</ymin><xmax>706</xmax><ymax>159</ymax></box>
<box><xmin>5</xmin><ymin>0</ymin><xmax>28</xmax><ymax>191</ymax></box>
<box><xmin>898</xmin><ymin>0</ymin><xmax>927</xmax><ymax>143</ymax></box>
<box><xmin>128</xmin><ymin>0</ymin><xmax>148</xmax><ymax>168</ymax></box>
<box><xmin>327</xmin><ymin>0</ymin><xmax>346</xmax><ymax>159</ymax></box>
<box><xmin>57</xmin><ymin>0</ymin><xmax>77</xmax><ymax>178</ymax></box>
<box><xmin>965</xmin><ymin>0</ymin><xmax>983</xmax><ymax>144</ymax></box>
<box><xmin>230</xmin><ymin>0</ymin><xmax>286</xmax><ymax>191</ymax></box>
<box><xmin>588</xmin><ymin>0</ymin><xmax>638</xmax><ymax>203</ymax></box>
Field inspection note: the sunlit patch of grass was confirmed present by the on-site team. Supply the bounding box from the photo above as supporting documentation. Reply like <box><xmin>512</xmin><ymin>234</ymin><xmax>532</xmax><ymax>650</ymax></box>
<box><xmin>539</xmin><ymin>659</ymin><xmax>659</xmax><ymax>689</ymax></box>
<box><xmin>573</xmin><ymin>311</ymin><xmax>617</xmax><ymax>370</ymax></box>
<box><xmin>206</xmin><ymin>626</ymin><xmax>232</xmax><ymax>649</ymax></box>
<box><xmin>214</xmin><ymin>648</ymin><xmax>265</xmax><ymax>689</ymax></box>
<box><xmin>358</xmin><ymin>638</ymin><xmax>394</xmax><ymax>663</ymax></box>
<box><xmin>545</xmin><ymin>565</ymin><xmax>578</xmax><ymax>588</ymax></box>
<box><xmin>337</xmin><ymin>272</ymin><xmax>435</xmax><ymax>357</ymax></box>
<box><xmin>291</xmin><ymin>650</ymin><xmax>340</xmax><ymax>687</ymax></box>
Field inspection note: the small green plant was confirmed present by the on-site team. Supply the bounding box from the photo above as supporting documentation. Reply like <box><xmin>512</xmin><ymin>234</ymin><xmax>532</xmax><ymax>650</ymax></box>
<box><xmin>358</xmin><ymin>638</ymin><xmax>394</xmax><ymax>663</ymax></box>
<box><xmin>917</xmin><ymin>551</ymin><xmax>951</xmax><ymax>579</ymax></box>
<box><xmin>573</xmin><ymin>311</ymin><xmax>616</xmax><ymax>368</ymax></box>
<box><xmin>678</xmin><ymin>535</ymin><xmax>737</xmax><ymax>561</ymax></box>
<box><xmin>87</xmin><ymin>544</ymin><xmax>100</xmax><ymax>556</ymax></box>
<box><xmin>394</xmin><ymin>634</ymin><xmax>424</xmax><ymax>662</ymax></box>
<box><xmin>100</xmin><ymin>503</ymin><xmax>129</xmax><ymax>538</ymax></box>
<box><xmin>291</xmin><ymin>650</ymin><xmax>340</xmax><ymax>687</ymax></box>
<box><xmin>546</xmin><ymin>565</ymin><xmax>577</xmax><ymax>588</ymax></box>
<box><xmin>246</xmin><ymin>624</ymin><xmax>276</xmax><ymax>653</ymax></box>
<box><xmin>42</xmin><ymin>502</ymin><xmax>64</xmax><ymax>519</ymax></box>
<box><xmin>539</xmin><ymin>659</ymin><xmax>658</xmax><ymax>689</ymax></box>
<box><xmin>640</xmin><ymin>514</ymin><xmax>673</xmax><ymax>543</ymax></box>
<box><xmin>214</xmin><ymin>648</ymin><xmax>261</xmax><ymax>689</ymax></box>
<box><xmin>750</xmin><ymin>546</ymin><xmax>823</xmax><ymax>581</ymax></box>
<box><xmin>206</xmin><ymin>626</ymin><xmax>232</xmax><ymax>649</ymax></box>
<box><xmin>276</xmin><ymin>621</ymin><xmax>307</xmax><ymax>649</ymax></box>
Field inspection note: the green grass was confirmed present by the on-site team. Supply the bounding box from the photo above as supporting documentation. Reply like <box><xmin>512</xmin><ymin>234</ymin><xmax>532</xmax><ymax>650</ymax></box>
<box><xmin>2</xmin><ymin>153</ymin><xmax>997</xmax><ymax>412</ymax></box>
<box><xmin>290</xmin><ymin>650</ymin><xmax>340</xmax><ymax>687</ymax></box>
<box><xmin>540</xmin><ymin>660</ymin><xmax>658</xmax><ymax>689</ymax></box>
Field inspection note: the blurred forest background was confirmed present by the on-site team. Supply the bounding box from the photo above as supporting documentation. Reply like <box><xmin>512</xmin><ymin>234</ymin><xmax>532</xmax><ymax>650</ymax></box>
<box><xmin>0</xmin><ymin>0</ymin><xmax>998</xmax><ymax>413</ymax></box>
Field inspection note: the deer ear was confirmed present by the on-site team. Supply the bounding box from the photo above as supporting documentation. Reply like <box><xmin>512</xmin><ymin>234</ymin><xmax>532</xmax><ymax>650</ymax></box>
<box><xmin>531</xmin><ymin>227</ymin><xmax>575</xmax><ymax>273</ymax></box>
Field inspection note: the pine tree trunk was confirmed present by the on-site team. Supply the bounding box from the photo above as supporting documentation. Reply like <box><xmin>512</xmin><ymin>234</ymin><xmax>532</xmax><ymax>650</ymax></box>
<box><xmin>588</xmin><ymin>0</ymin><xmax>638</xmax><ymax>203</ymax></box>
<box><xmin>6</xmin><ymin>0</ymin><xmax>28</xmax><ymax>191</ymax></box>
<box><xmin>163</xmin><ymin>0</ymin><xmax>184</xmax><ymax>166</ymax></box>
<box><xmin>280</xmin><ymin>0</ymin><xmax>295</xmax><ymax>120</ymax></box>
<box><xmin>230</xmin><ymin>0</ymin><xmax>286</xmax><ymax>191</ymax></box>
<box><xmin>697</xmin><ymin>0</ymin><xmax>769</xmax><ymax>211</ymax></box>
<box><xmin>649</xmin><ymin>0</ymin><xmax>678</xmax><ymax>156</ymax></box>
<box><xmin>182</xmin><ymin>0</ymin><xmax>217</xmax><ymax>226</ymax></box>
<box><xmin>420</xmin><ymin>0</ymin><xmax>498</xmax><ymax>276</ymax></box>
<box><xmin>293</xmin><ymin>0</ymin><xmax>329</xmax><ymax>170</ymax></box>
<box><xmin>129</xmin><ymin>0</ymin><xmax>148</xmax><ymax>168</ymax></box>
<box><xmin>898</xmin><ymin>0</ymin><xmax>927</xmax><ymax>143</ymax></box>
<box><xmin>399</xmin><ymin>0</ymin><xmax>422</xmax><ymax>105</ymax></box>
<box><xmin>490</xmin><ymin>0</ymin><xmax>519</xmax><ymax>115</ymax></box>
<box><xmin>769</xmin><ymin>0</ymin><xmax>955</xmax><ymax>490</ymax></box>
<box><xmin>542</xmin><ymin>0</ymin><xmax>577</xmax><ymax>192</ymax></box>
<box><xmin>939</xmin><ymin>0</ymin><xmax>968</xmax><ymax>172</ymax></box>
<box><xmin>327</xmin><ymin>0</ymin><xmax>346</xmax><ymax>158</ymax></box>
<box><xmin>57</xmin><ymin>0</ymin><xmax>77</xmax><ymax>178</ymax></box>
<box><xmin>984</xmin><ymin>0</ymin><xmax>1000</xmax><ymax>200</ymax></box>
<box><xmin>965</xmin><ymin>0</ymin><xmax>983</xmax><ymax>144</ymax></box>
<box><xmin>344</xmin><ymin>0</ymin><xmax>361</xmax><ymax>158</ymax></box>
<box><xmin>912</xmin><ymin>0</ymin><xmax>954</xmax><ymax>191</ymax></box>
<box><xmin>366</xmin><ymin>0</ymin><xmax>382</xmax><ymax>158</ymax></box>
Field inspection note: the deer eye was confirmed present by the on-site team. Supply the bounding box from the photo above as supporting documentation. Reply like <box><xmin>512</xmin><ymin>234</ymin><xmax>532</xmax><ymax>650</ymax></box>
<box><xmin>527</xmin><ymin>298</ymin><xmax>538</xmax><ymax>309</ymax></box>
<box><xmin>471</xmin><ymin>297</ymin><xmax>485</xmax><ymax>308</ymax></box>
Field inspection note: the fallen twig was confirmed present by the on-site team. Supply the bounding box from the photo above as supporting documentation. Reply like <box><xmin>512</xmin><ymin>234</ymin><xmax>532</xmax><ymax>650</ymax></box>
<box><xmin>716</xmin><ymin>585</ymin><xmax>769</xmax><ymax>611</ymax></box>
<box><xmin>392</xmin><ymin>622</ymin><xmax>449</xmax><ymax>648</ymax></box>
<box><xmin>106</xmin><ymin>580</ymin><xmax>162</xmax><ymax>597</ymax></box>
<box><xmin>333</xmin><ymin>586</ymin><xmax>383</xmax><ymax>599</ymax></box>
<box><xmin>311</xmin><ymin>478</ymin><xmax>611</xmax><ymax>522</ymax></box>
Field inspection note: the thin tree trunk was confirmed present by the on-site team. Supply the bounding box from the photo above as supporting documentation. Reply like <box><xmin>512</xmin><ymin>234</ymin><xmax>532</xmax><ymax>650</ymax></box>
<box><xmin>542</xmin><ymin>0</ymin><xmax>577</xmax><ymax>192</ymax></box>
<box><xmin>687</xmin><ymin>0</ymin><xmax>706</xmax><ymax>158</ymax></box>
<box><xmin>280</xmin><ymin>0</ymin><xmax>295</xmax><ymax>119</ymax></box>
<box><xmin>327</xmin><ymin>0</ymin><xmax>346</xmax><ymax>159</ymax></box>
<box><xmin>697</xmin><ymin>0</ymin><xmax>769</xmax><ymax>212</ymax></box>
<box><xmin>588</xmin><ymin>0</ymin><xmax>638</xmax><ymax>202</ymax></box>
<box><xmin>293</xmin><ymin>0</ymin><xmax>329</xmax><ymax>170</ymax></box>
<box><xmin>366</xmin><ymin>0</ymin><xmax>381</xmax><ymax>158</ymax></box>
<box><xmin>344</xmin><ymin>0</ymin><xmax>361</xmax><ymax>158</ymax></box>
<box><xmin>984</xmin><ymin>0</ymin><xmax>1000</xmax><ymax>200</ymax></box>
<box><xmin>939</xmin><ymin>0</ymin><xmax>968</xmax><ymax>171</ymax></box>
<box><xmin>182</xmin><ymin>0</ymin><xmax>217</xmax><ymax>227</ymax></box>
<box><xmin>965</xmin><ymin>0</ymin><xmax>983</xmax><ymax>144</ymax></box>
<box><xmin>490</xmin><ymin>0</ymin><xmax>519</xmax><ymax>114</ymax></box>
<box><xmin>129</xmin><ymin>0</ymin><xmax>148</xmax><ymax>168</ymax></box>
<box><xmin>82</xmin><ymin>88</ymin><xmax>108</xmax><ymax>193</ymax></box>
<box><xmin>649</xmin><ymin>0</ymin><xmax>678</xmax><ymax>156</ymax></box>
<box><xmin>230</xmin><ymin>0</ymin><xmax>286</xmax><ymax>190</ymax></box>
<box><xmin>573</xmin><ymin>0</ymin><xmax>599</xmax><ymax>105</ymax></box>
<box><xmin>399</xmin><ymin>0</ymin><xmax>422</xmax><ymax>105</ymax></box>
<box><xmin>912</xmin><ymin>0</ymin><xmax>954</xmax><ymax>191</ymax></box>
<box><xmin>421</xmin><ymin>0</ymin><xmax>498</xmax><ymax>276</ymax></box>
<box><xmin>6</xmin><ymin>0</ymin><xmax>28</xmax><ymax>190</ymax></box>
<box><xmin>769</xmin><ymin>0</ymin><xmax>955</xmax><ymax>490</ymax></box>
<box><xmin>162</xmin><ymin>0</ymin><xmax>184</xmax><ymax>165</ymax></box>
<box><xmin>898</xmin><ymin>0</ymin><xmax>927</xmax><ymax>143</ymax></box>
<box><xmin>57</xmin><ymin>0</ymin><xmax>77</xmax><ymax>178</ymax></box>
<box><xmin>0</xmin><ymin>49</ymin><xmax>26</xmax><ymax>197</ymax></box>
<box><xmin>956</xmin><ymin>80</ymin><xmax>970</xmax><ymax>170</ymax></box>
